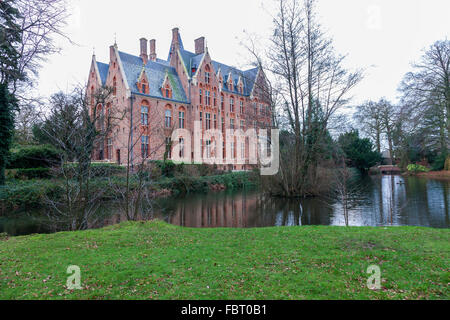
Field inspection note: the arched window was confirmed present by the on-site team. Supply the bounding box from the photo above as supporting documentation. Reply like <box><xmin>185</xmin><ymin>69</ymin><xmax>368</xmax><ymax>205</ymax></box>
<box><xmin>165</xmin><ymin>109</ymin><xmax>172</xmax><ymax>128</ymax></box>
<box><xmin>205</xmin><ymin>65</ymin><xmax>211</xmax><ymax>84</ymax></box>
<box><xmin>90</xmin><ymin>86</ymin><xmax>95</xmax><ymax>106</ymax></box>
<box><xmin>113</xmin><ymin>77</ymin><xmax>117</xmax><ymax>96</ymax></box>
<box><xmin>141</xmin><ymin>136</ymin><xmax>149</xmax><ymax>159</ymax></box>
<box><xmin>141</xmin><ymin>103</ymin><xmax>149</xmax><ymax>125</ymax></box>
<box><xmin>179</xmin><ymin>107</ymin><xmax>185</xmax><ymax>129</ymax></box>
<box><xmin>230</xmin><ymin>96</ymin><xmax>235</xmax><ymax>113</ymax></box>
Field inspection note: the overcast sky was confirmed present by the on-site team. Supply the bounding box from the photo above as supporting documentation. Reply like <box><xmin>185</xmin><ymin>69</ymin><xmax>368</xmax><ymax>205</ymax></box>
<box><xmin>36</xmin><ymin>0</ymin><xmax>450</xmax><ymax>106</ymax></box>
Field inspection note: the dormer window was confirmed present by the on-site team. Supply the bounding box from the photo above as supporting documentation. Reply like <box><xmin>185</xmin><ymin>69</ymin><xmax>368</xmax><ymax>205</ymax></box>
<box><xmin>162</xmin><ymin>84</ymin><xmax>172</xmax><ymax>99</ymax></box>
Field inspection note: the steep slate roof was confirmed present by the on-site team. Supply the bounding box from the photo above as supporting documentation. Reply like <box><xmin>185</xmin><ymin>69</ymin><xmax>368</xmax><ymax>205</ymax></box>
<box><xmin>212</xmin><ymin>60</ymin><xmax>258</xmax><ymax>96</ymax></box>
<box><xmin>167</xmin><ymin>32</ymin><xmax>185</xmax><ymax>61</ymax></box>
<box><xmin>97</xmin><ymin>62</ymin><xmax>109</xmax><ymax>85</ymax></box>
<box><xmin>176</xmin><ymin>48</ymin><xmax>259</xmax><ymax>96</ymax></box>
<box><xmin>117</xmin><ymin>51</ymin><xmax>188</xmax><ymax>103</ymax></box>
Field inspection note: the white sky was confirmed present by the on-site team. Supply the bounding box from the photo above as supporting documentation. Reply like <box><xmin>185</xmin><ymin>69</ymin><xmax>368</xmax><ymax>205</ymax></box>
<box><xmin>36</xmin><ymin>0</ymin><xmax>450</xmax><ymax>106</ymax></box>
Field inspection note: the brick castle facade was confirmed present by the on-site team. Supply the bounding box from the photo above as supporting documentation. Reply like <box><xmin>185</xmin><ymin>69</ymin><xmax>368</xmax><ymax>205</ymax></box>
<box><xmin>87</xmin><ymin>28</ymin><xmax>272</xmax><ymax>170</ymax></box>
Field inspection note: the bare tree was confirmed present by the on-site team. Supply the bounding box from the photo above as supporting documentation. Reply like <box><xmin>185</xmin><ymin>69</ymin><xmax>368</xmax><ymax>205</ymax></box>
<box><xmin>354</xmin><ymin>101</ymin><xmax>384</xmax><ymax>154</ymax></box>
<box><xmin>12</xmin><ymin>0</ymin><xmax>70</xmax><ymax>96</ymax></box>
<box><xmin>399</xmin><ymin>40</ymin><xmax>450</xmax><ymax>155</ymax></box>
<box><xmin>108</xmin><ymin>96</ymin><xmax>166</xmax><ymax>221</ymax></box>
<box><xmin>244</xmin><ymin>0</ymin><xmax>363</xmax><ymax>196</ymax></box>
<box><xmin>41</xmin><ymin>84</ymin><xmax>121</xmax><ymax>230</ymax></box>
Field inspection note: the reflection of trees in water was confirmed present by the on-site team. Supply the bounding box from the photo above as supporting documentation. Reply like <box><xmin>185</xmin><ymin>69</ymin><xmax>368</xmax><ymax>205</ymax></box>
<box><xmin>150</xmin><ymin>176</ymin><xmax>450</xmax><ymax>228</ymax></box>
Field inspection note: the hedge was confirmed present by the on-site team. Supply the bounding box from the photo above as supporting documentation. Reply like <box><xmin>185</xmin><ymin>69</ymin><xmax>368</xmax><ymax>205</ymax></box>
<box><xmin>7</xmin><ymin>145</ymin><xmax>62</xmax><ymax>169</ymax></box>
<box><xmin>6</xmin><ymin>168</ymin><xmax>51</xmax><ymax>180</ymax></box>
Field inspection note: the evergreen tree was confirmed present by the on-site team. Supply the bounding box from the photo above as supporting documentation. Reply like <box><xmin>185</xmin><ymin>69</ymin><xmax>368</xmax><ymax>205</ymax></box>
<box><xmin>0</xmin><ymin>83</ymin><xmax>17</xmax><ymax>184</ymax></box>
<box><xmin>0</xmin><ymin>0</ymin><xmax>22</xmax><ymax>185</ymax></box>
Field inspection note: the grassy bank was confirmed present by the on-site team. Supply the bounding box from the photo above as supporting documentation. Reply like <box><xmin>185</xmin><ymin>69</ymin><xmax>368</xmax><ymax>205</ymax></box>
<box><xmin>0</xmin><ymin>221</ymin><xmax>448</xmax><ymax>300</ymax></box>
<box><xmin>0</xmin><ymin>171</ymin><xmax>257</xmax><ymax>214</ymax></box>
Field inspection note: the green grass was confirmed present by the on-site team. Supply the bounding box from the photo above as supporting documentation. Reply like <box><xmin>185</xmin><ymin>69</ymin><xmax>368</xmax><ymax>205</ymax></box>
<box><xmin>0</xmin><ymin>221</ymin><xmax>448</xmax><ymax>300</ymax></box>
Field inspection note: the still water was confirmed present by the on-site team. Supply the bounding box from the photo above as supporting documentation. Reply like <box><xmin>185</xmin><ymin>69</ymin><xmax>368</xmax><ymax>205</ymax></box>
<box><xmin>1</xmin><ymin>175</ymin><xmax>449</xmax><ymax>236</ymax></box>
<box><xmin>153</xmin><ymin>175</ymin><xmax>449</xmax><ymax>229</ymax></box>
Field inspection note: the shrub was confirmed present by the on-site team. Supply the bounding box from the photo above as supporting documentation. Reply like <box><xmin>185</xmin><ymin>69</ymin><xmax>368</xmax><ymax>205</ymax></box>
<box><xmin>407</xmin><ymin>164</ymin><xmax>430</xmax><ymax>173</ymax></box>
<box><xmin>7</xmin><ymin>145</ymin><xmax>62</xmax><ymax>169</ymax></box>
<box><xmin>0</xmin><ymin>180</ymin><xmax>64</xmax><ymax>211</ymax></box>
<box><xmin>6</xmin><ymin>167</ymin><xmax>51</xmax><ymax>180</ymax></box>
<box><xmin>431</xmin><ymin>154</ymin><xmax>447</xmax><ymax>171</ymax></box>
<box><xmin>63</xmin><ymin>163</ymin><xmax>125</xmax><ymax>178</ymax></box>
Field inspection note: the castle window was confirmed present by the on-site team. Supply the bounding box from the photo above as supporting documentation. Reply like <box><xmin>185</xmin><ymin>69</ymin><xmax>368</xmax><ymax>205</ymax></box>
<box><xmin>206</xmin><ymin>140</ymin><xmax>211</xmax><ymax>158</ymax></box>
<box><xmin>231</xmin><ymin>141</ymin><xmax>235</xmax><ymax>159</ymax></box>
<box><xmin>199</xmin><ymin>89</ymin><xmax>203</xmax><ymax>105</ymax></box>
<box><xmin>179</xmin><ymin>109</ymin><xmax>185</xmax><ymax>129</ymax></box>
<box><xmin>205</xmin><ymin>113</ymin><xmax>211</xmax><ymax>130</ymax></box>
<box><xmin>165</xmin><ymin>109</ymin><xmax>172</xmax><ymax>128</ymax></box>
<box><xmin>141</xmin><ymin>106</ymin><xmax>149</xmax><ymax>125</ymax></box>
<box><xmin>214</xmin><ymin>114</ymin><xmax>217</xmax><ymax>129</ymax></box>
<box><xmin>200</xmin><ymin>112</ymin><xmax>203</xmax><ymax>127</ymax></box>
<box><xmin>205</xmin><ymin>91</ymin><xmax>211</xmax><ymax>106</ymax></box>
<box><xmin>240</xmin><ymin>100</ymin><xmax>244</xmax><ymax>114</ymax></box>
<box><xmin>179</xmin><ymin>138</ymin><xmax>185</xmax><ymax>158</ymax></box>
<box><xmin>220</xmin><ymin>94</ymin><xmax>224</xmax><ymax>110</ymax></box>
<box><xmin>165</xmin><ymin>137</ymin><xmax>172</xmax><ymax>159</ymax></box>
<box><xmin>90</xmin><ymin>86</ymin><xmax>95</xmax><ymax>106</ymax></box>
<box><xmin>141</xmin><ymin>136</ymin><xmax>149</xmax><ymax>159</ymax></box>
<box><xmin>213</xmin><ymin>92</ymin><xmax>217</xmax><ymax>106</ymax></box>
<box><xmin>230</xmin><ymin>97</ymin><xmax>234</xmax><ymax>113</ymax></box>
<box><xmin>142</xmin><ymin>83</ymin><xmax>147</xmax><ymax>94</ymax></box>
<box><xmin>230</xmin><ymin>118</ymin><xmax>235</xmax><ymax>130</ymax></box>
<box><xmin>107</xmin><ymin>138</ymin><xmax>113</xmax><ymax>160</ymax></box>
<box><xmin>113</xmin><ymin>77</ymin><xmax>117</xmax><ymax>96</ymax></box>
<box><xmin>205</xmin><ymin>72</ymin><xmax>210</xmax><ymax>84</ymax></box>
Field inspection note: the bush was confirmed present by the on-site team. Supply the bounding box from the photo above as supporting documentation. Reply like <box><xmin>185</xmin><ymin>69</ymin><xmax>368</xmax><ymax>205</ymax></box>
<box><xmin>6</xmin><ymin>167</ymin><xmax>51</xmax><ymax>180</ymax></box>
<box><xmin>63</xmin><ymin>163</ymin><xmax>125</xmax><ymax>178</ymax></box>
<box><xmin>7</xmin><ymin>145</ymin><xmax>62</xmax><ymax>169</ymax></box>
<box><xmin>431</xmin><ymin>154</ymin><xmax>447</xmax><ymax>171</ymax></box>
<box><xmin>0</xmin><ymin>180</ymin><xmax>64</xmax><ymax>212</ymax></box>
<box><xmin>407</xmin><ymin>164</ymin><xmax>430</xmax><ymax>173</ymax></box>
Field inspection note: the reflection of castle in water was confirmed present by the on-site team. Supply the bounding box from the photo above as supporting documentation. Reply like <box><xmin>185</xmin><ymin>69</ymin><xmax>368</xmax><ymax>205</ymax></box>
<box><xmin>155</xmin><ymin>175</ymin><xmax>449</xmax><ymax>228</ymax></box>
<box><xmin>158</xmin><ymin>191</ymin><xmax>332</xmax><ymax>228</ymax></box>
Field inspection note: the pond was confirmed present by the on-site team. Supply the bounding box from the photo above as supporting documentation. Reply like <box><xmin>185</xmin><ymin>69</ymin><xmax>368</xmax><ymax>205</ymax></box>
<box><xmin>1</xmin><ymin>175</ymin><xmax>449</xmax><ymax>236</ymax></box>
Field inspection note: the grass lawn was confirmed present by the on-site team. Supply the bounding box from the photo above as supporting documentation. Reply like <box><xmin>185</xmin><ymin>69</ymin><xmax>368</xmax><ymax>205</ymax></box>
<box><xmin>0</xmin><ymin>221</ymin><xmax>448</xmax><ymax>300</ymax></box>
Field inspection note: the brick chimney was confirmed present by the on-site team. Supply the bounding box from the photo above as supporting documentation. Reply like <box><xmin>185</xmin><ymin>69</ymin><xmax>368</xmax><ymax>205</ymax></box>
<box><xmin>140</xmin><ymin>38</ymin><xmax>148</xmax><ymax>64</ymax></box>
<box><xmin>172</xmin><ymin>28</ymin><xmax>180</xmax><ymax>48</ymax></box>
<box><xmin>195</xmin><ymin>37</ymin><xmax>205</xmax><ymax>55</ymax></box>
<box><xmin>149</xmin><ymin>39</ymin><xmax>157</xmax><ymax>62</ymax></box>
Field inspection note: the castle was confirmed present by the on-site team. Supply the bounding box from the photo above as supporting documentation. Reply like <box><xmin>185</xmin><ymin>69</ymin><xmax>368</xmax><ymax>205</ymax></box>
<box><xmin>87</xmin><ymin>28</ymin><xmax>272</xmax><ymax>170</ymax></box>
